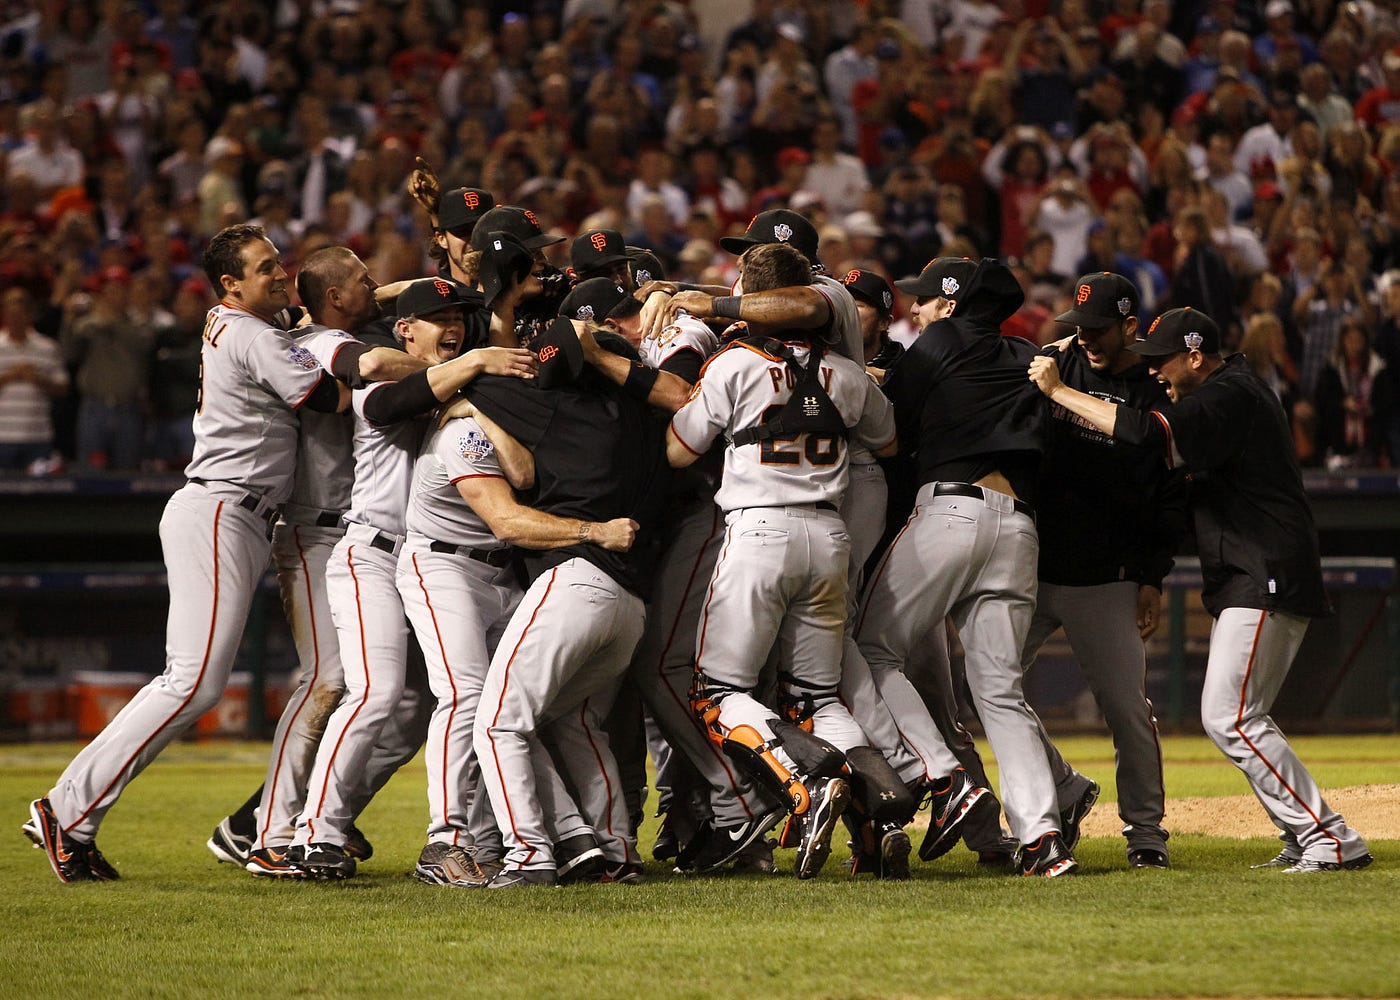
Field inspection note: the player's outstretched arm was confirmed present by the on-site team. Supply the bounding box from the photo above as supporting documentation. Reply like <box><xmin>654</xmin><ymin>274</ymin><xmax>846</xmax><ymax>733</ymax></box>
<box><xmin>573</xmin><ymin>321</ymin><xmax>692</xmax><ymax>412</ymax></box>
<box><xmin>457</xmin><ymin>476</ymin><xmax>636</xmax><ymax>552</ymax></box>
<box><xmin>427</xmin><ymin>346</ymin><xmax>536</xmax><ymax>399</ymax></box>
<box><xmin>1028</xmin><ymin>355</ymin><xmax>1119</xmax><ymax>436</ymax></box>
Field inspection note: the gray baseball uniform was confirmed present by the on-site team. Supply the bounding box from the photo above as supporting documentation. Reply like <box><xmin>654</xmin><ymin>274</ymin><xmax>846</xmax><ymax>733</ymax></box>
<box><xmin>47</xmin><ymin>302</ymin><xmax>327</xmax><ymax>843</ymax></box>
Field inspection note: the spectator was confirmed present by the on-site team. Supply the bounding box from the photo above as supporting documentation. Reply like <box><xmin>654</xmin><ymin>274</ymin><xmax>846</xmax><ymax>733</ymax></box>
<box><xmin>1003</xmin><ymin>17</ymin><xmax>1089</xmax><ymax>137</ymax></box>
<box><xmin>1298</xmin><ymin>62</ymin><xmax>1356</xmax><ymax>142</ymax></box>
<box><xmin>1031</xmin><ymin>172</ymin><xmax>1098</xmax><ymax>281</ymax></box>
<box><xmin>1183</xmin><ymin>17</ymin><xmax>1226</xmax><ymax>96</ymax></box>
<box><xmin>1199</xmin><ymin>131</ymin><xmax>1254</xmax><ymax>220</ymax></box>
<box><xmin>197</xmin><ymin>135</ymin><xmax>248</xmax><ymax>237</ymax></box>
<box><xmin>756</xmin><ymin>23</ymin><xmax>817</xmax><ymax>107</ymax></box>
<box><xmin>1353</xmin><ymin>46</ymin><xmax>1400</xmax><ymax>133</ymax></box>
<box><xmin>146</xmin><ymin>275</ymin><xmax>207</xmax><ymax>471</ymax></box>
<box><xmin>0</xmin><ymin>286</ymin><xmax>67</xmax><ymax>472</ymax></box>
<box><xmin>1111</xmin><ymin>207</ymin><xmax>1169</xmax><ymax>320</ymax></box>
<box><xmin>1277</xmin><ymin>117</ymin><xmax>1332</xmax><ymax>201</ymax></box>
<box><xmin>1314</xmin><ymin>315</ymin><xmax>1393</xmax><ymax>469</ymax></box>
<box><xmin>1234</xmin><ymin>87</ymin><xmax>1299</xmax><ymax>179</ymax></box>
<box><xmin>1294</xmin><ymin>259</ymin><xmax>1370</xmax><ymax>398</ymax></box>
<box><xmin>1373</xmin><ymin>269</ymin><xmax>1400</xmax><ymax>463</ymax></box>
<box><xmin>983</xmin><ymin>130</ymin><xmax>1055</xmax><ymax>260</ymax></box>
<box><xmin>1202</xmin><ymin>186</ymin><xmax>1268</xmax><ymax>277</ymax></box>
<box><xmin>1168</xmin><ymin>205</ymin><xmax>1237</xmax><ymax>336</ymax></box>
<box><xmin>61</xmin><ymin>266</ymin><xmax>154</xmax><ymax>472</ymax></box>
<box><xmin>823</xmin><ymin>21</ymin><xmax>880</xmax><ymax>148</ymax></box>
<box><xmin>7</xmin><ymin>102</ymin><xmax>85</xmax><ymax>210</ymax></box>
<box><xmin>1254</xmin><ymin>1</ymin><xmax>1318</xmax><ymax>71</ymax></box>
<box><xmin>798</xmin><ymin>117</ymin><xmax>870</xmax><ymax>215</ymax></box>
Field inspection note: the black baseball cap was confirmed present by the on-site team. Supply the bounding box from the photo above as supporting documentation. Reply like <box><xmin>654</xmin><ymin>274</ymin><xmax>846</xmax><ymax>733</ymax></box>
<box><xmin>1056</xmin><ymin>272</ymin><xmax>1139</xmax><ymax>327</ymax></box>
<box><xmin>470</xmin><ymin>205</ymin><xmax>566</xmax><ymax>251</ymax></box>
<box><xmin>397</xmin><ymin>276</ymin><xmax>475</xmax><ymax>319</ymax></box>
<box><xmin>558</xmin><ymin>277</ymin><xmax>640</xmax><ymax>323</ymax></box>
<box><xmin>719</xmin><ymin>209</ymin><xmax>820</xmax><ymax>262</ymax></box>
<box><xmin>570</xmin><ymin>229</ymin><xmax>630</xmax><ymax>277</ymax></box>
<box><xmin>1127</xmin><ymin>307</ymin><xmax>1221</xmax><ymax>357</ymax></box>
<box><xmin>532</xmin><ymin>315</ymin><xmax>586</xmax><ymax>389</ymax></box>
<box><xmin>894</xmin><ymin>257</ymin><xmax>978</xmax><ymax>301</ymax></box>
<box><xmin>438</xmin><ymin>187</ymin><xmax>495</xmax><ymax>234</ymax></box>
<box><xmin>627</xmin><ymin>246</ymin><xmax>666</xmax><ymax>285</ymax></box>
<box><xmin>841</xmin><ymin>267</ymin><xmax>895</xmax><ymax>314</ymax></box>
<box><xmin>476</xmin><ymin>231</ymin><xmax>536</xmax><ymax>309</ymax></box>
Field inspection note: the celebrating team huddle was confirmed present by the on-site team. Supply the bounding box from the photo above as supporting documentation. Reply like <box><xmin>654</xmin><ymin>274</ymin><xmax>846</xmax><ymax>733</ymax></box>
<box><xmin>25</xmin><ymin>182</ymin><xmax>1373</xmax><ymax>887</ymax></box>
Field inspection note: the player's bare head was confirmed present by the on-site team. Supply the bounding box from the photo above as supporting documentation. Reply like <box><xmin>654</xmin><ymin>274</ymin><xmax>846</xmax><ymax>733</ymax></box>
<box><xmin>204</xmin><ymin>224</ymin><xmax>289</xmax><ymax>319</ymax></box>
<box><xmin>297</xmin><ymin>246</ymin><xmax>377</xmax><ymax>325</ymax></box>
<box><xmin>737</xmin><ymin>243</ymin><xmax>811</xmax><ymax>294</ymax></box>
<box><xmin>203</xmin><ymin>224</ymin><xmax>272</xmax><ymax>289</ymax></box>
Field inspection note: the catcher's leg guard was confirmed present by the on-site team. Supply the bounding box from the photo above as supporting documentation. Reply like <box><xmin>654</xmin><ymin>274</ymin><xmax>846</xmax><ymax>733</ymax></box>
<box><xmin>720</xmin><ymin>724</ymin><xmax>810</xmax><ymax>815</ymax></box>
<box><xmin>770</xmin><ymin>718</ymin><xmax>847</xmax><ymax>779</ymax></box>
<box><xmin>845</xmin><ymin>745</ymin><xmax>919</xmax><ymax>824</ymax></box>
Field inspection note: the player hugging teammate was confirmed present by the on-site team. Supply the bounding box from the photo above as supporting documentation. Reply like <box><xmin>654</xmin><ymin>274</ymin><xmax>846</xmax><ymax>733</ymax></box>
<box><xmin>26</xmin><ymin>170</ymin><xmax>1372</xmax><ymax>885</ymax></box>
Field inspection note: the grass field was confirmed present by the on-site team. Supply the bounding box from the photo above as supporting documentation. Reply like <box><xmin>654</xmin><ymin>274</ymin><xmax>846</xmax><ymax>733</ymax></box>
<box><xmin>3</xmin><ymin>734</ymin><xmax>1398</xmax><ymax>1000</ymax></box>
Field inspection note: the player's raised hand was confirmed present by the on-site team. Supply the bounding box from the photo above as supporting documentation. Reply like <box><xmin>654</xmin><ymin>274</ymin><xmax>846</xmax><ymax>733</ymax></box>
<box><xmin>592</xmin><ymin>517</ymin><xmax>639</xmax><ymax>552</ymax></box>
<box><xmin>1028</xmin><ymin>355</ymin><xmax>1063</xmax><ymax>397</ymax></box>
<box><xmin>408</xmin><ymin>156</ymin><xmax>442</xmax><ymax>220</ymax></box>
<box><xmin>469</xmin><ymin>346</ymin><xmax>538</xmax><ymax>378</ymax></box>
<box><xmin>638</xmin><ymin>288</ymin><xmax>677</xmax><ymax>341</ymax></box>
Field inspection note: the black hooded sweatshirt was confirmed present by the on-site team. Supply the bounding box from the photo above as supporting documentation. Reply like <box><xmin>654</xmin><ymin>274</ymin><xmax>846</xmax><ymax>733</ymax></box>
<box><xmin>882</xmin><ymin>258</ymin><xmax>1049</xmax><ymax>503</ymax></box>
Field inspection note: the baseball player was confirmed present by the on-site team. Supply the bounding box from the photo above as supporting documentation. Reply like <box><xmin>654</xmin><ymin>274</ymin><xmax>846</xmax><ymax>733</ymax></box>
<box><xmin>1021</xmin><ymin>272</ymin><xmax>1185</xmax><ymax>869</ymax></box>
<box><xmin>287</xmin><ymin>278</ymin><xmax>534</xmax><ymax>883</ymax></box>
<box><xmin>1029</xmin><ymin>308</ymin><xmax>1373</xmax><ymax>874</ymax></box>
<box><xmin>569</xmin><ymin>229</ymin><xmax>636</xmax><ymax>288</ymax></box>
<box><xmin>669</xmin><ymin>243</ymin><xmax>905</xmax><ymax>880</ymax></box>
<box><xmin>470</xmin><ymin>206</ymin><xmax>570</xmax><ymax>348</ymax></box>
<box><xmin>463</xmin><ymin>314</ymin><xmax>670</xmax><ymax>887</ymax></box>
<box><xmin>30</xmin><ymin>225</ymin><xmax>349</xmax><ymax>883</ymax></box>
<box><xmin>556</xmin><ymin>278</ymin><xmax>784</xmax><ymax>872</ymax></box>
<box><xmin>855</xmin><ymin>256</ymin><xmax>1075</xmax><ymax>877</ymax></box>
<box><xmin>228</xmin><ymin>247</ymin><xmax>428</xmax><ymax>875</ymax></box>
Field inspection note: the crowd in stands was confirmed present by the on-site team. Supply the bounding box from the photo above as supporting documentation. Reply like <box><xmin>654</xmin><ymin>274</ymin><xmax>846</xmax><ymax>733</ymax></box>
<box><xmin>0</xmin><ymin>0</ymin><xmax>1398</xmax><ymax>474</ymax></box>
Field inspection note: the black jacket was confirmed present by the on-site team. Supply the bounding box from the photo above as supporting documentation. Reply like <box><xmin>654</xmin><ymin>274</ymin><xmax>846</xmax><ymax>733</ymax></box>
<box><xmin>882</xmin><ymin>258</ymin><xmax>1047</xmax><ymax>501</ymax></box>
<box><xmin>1113</xmin><ymin>355</ymin><xmax>1329</xmax><ymax>618</ymax></box>
<box><xmin>1036</xmin><ymin>343</ymin><xmax>1187</xmax><ymax>590</ymax></box>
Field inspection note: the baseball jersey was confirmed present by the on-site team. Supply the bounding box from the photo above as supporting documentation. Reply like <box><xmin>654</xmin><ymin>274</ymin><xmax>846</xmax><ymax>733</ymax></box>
<box><xmin>283</xmin><ymin>326</ymin><xmax>355</xmax><ymax>521</ymax></box>
<box><xmin>342</xmin><ymin>382</ymin><xmax>425</xmax><ymax>535</ymax></box>
<box><xmin>1111</xmin><ymin>355</ymin><xmax>1329</xmax><ymax>618</ymax></box>
<box><xmin>670</xmin><ymin>339</ymin><xmax>895</xmax><ymax>512</ymax></box>
<box><xmin>640</xmin><ymin>313</ymin><xmax>719</xmax><ymax>386</ymax></box>
<box><xmin>183</xmin><ymin>302</ymin><xmax>329</xmax><ymax>504</ymax></box>
<box><xmin>731</xmin><ymin>271</ymin><xmax>863</xmax><ymax>366</ymax></box>
<box><xmin>405</xmin><ymin>415</ymin><xmax>507</xmax><ymax>551</ymax></box>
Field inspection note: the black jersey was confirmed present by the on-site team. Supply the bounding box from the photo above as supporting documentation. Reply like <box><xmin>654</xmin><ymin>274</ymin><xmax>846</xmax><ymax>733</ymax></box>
<box><xmin>1036</xmin><ymin>343</ymin><xmax>1187</xmax><ymax>590</ymax></box>
<box><xmin>1113</xmin><ymin>354</ymin><xmax>1329</xmax><ymax>619</ymax></box>
<box><xmin>882</xmin><ymin>259</ymin><xmax>1047</xmax><ymax>502</ymax></box>
<box><xmin>464</xmin><ymin>369</ymin><xmax>669</xmax><ymax>600</ymax></box>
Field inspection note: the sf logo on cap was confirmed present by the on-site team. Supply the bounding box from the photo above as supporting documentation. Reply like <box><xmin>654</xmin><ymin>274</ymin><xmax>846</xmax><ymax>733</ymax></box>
<box><xmin>433</xmin><ymin>279</ymin><xmax>453</xmax><ymax>297</ymax></box>
<box><xmin>523</xmin><ymin>209</ymin><xmax>542</xmax><ymax>229</ymax></box>
<box><xmin>539</xmin><ymin>345</ymin><xmax>559</xmax><ymax>361</ymax></box>
<box><xmin>463</xmin><ymin>191</ymin><xmax>479</xmax><ymax>209</ymax></box>
<box><xmin>1076</xmin><ymin>283</ymin><xmax>1092</xmax><ymax>305</ymax></box>
<box><xmin>844</xmin><ymin>269</ymin><xmax>862</xmax><ymax>283</ymax></box>
<box><xmin>590</xmin><ymin>232</ymin><xmax>609</xmax><ymax>252</ymax></box>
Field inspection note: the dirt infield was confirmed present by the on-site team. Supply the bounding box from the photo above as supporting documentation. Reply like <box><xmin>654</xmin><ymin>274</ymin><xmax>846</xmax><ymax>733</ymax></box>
<box><xmin>1081</xmin><ymin>784</ymin><xmax>1400</xmax><ymax>839</ymax></box>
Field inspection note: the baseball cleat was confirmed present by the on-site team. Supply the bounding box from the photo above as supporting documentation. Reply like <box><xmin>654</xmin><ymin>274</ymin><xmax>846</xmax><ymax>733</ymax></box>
<box><xmin>918</xmin><ymin>768</ymin><xmax>995</xmax><ymax>862</ymax></box>
<box><xmin>1017</xmin><ymin>832</ymin><xmax>1078</xmax><ymax>877</ymax></box>
<box><xmin>344</xmin><ymin>824</ymin><xmax>374</xmax><ymax>862</ymax></box>
<box><xmin>731</xmin><ymin>835</ymin><xmax>777</xmax><ymax>875</ymax></box>
<box><xmin>1059</xmin><ymin>779</ymin><xmax>1100</xmax><ymax>852</ymax></box>
<box><xmin>294</xmin><ymin>842</ymin><xmax>357</xmax><ymax>880</ymax></box>
<box><xmin>1128</xmin><ymin>847</ymin><xmax>1170</xmax><ymax>869</ymax></box>
<box><xmin>415</xmin><ymin>843</ymin><xmax>490</xmax><ymax>887</ymax></box>
<box><xmin>487</xmin><ymin>867</ymin><xmax>557</xmax><ymax>889</ymax></box>
<box><xmin>29</xmin><ymin>797</ymin><xmax>113</xmax><ymax>883</ymax></box>
<box><xmin>599</xmin><ymin>861</ymin><xmax>646</xmax><ymax>884</ymax></box>
<box><xmin>21</xmin><ymin>816</ymin><xmax>41</xmax><ymax>847</ymax></box>
<box><xmin>794</xmin><ymin>777</ymin><xmax>850</xmax><ymax>880</ymax></box>
<box><xmin>878</xmin><ymin>824</ymin><xmax>912</xmax><ymax>881</ymax></box>
<box><xmin>207</xmin><ymin>817</ymin><xmax>254</xmax><ymax>867</ymax></box>
<box><xmin>1281</xmin><ymin>853</ymin><xmax>1374</xmax><ymax>874</ymax></box>
<box><xmin>555</xmin><ymin>834</ymin><xmax>606</xmax><ymax>885</ymax></box>
<box><xmin>246</xmin><ymin>847</ymin><xmax>306</xmax><ymax>879</ymax></box>
<box><xmin>974</xmin><ymin>835</ymin><xmax>1020</xmax><ymax>868</ymax></box>
<box><xmin>674</xmin><ymin>806</ymin><xmax>786</xmax><ymax>875</ymax></box>
<box><xmin>1250</xmin><ymin>851</ymin><xmax>1303</xmax><ymax>870</ymax></box>
<box><xmin>651</xmin><ymin>814</ymin><xmax>680</xmax><ymax>862</ymax></box>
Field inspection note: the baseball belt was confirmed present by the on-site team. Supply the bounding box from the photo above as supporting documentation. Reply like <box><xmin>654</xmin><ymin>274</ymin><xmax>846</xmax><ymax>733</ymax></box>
<box><xmin>427</xmin><ymin>539</ymin><xmax>515</xmax><ymax>567</ymax></box>
<box><xmin>932</xmin><ymin>482</ymin><xmax>1035</xmax><ymax>521</ymax></box>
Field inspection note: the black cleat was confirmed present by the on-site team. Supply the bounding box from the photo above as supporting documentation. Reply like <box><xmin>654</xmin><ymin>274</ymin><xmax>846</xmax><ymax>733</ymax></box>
<box><xmin>1059</xmin><ymin>780</ymin><xmax>1099</xmax><ymax>852</ymax></box>
<box><xmin>555</xmin><ymin>834</ymin><xmax>606</xmax><ymax>885</ymax></box>
<box><xmin>487</xmin><ymin>867</ymin><xmax>557</xmax><ymax>889</ymax></box>
<box><xmin>794</xmin><ymin>777</ymin><xmax>850</xmax><ymax>880</ymax></box>
<box><xmin>29</xmin><ymin>798</ymin><xmax>101</xmax><ymax>883</ymax></box>
<box><xmin>878</xmin><ymin>823</ymin><xmax>912</xmax><ymax>881</ymax></box>
<box><xmin>208</xmin><ymin>817</ymin><xmax>254</xmax><ymax>866</ymax></box>
<box><xmin>675</xmin><ymin>806</ymin><xmax>786</xmax><ymax>875</ymax></box>
<box><xmin>415</xmin><ymin>843</ymin><xmax>490</xmax><ymax>887</ymax></box>
<box><xmin>1128</xmin><ymin>847</ymin><xmax>1170</xmax><ymax>869</ymax></box>
<box><xmin>1018</xmin><ymin>832</ymin><xmax>1078</xmax><ymax>877</ymax></box>
<box><xmin>599</xmin><ymin>861</ymin><xmax>645</xmax><ymax>884</ymax></box>
<box><xmin>294</xmin><ymin>842</ymin><xmax>356</xmax><ymax>880</ymax></box>
<box><xmin>344</xmin><ymin>825</ymin><xmax>374</xmax><ymax>862</ymax></box>
<box><xmin>918</xmin><ymin>769</ymin><xmax>995</xmax><ymax>862</ymax></box>
<box><xmin>246</xmin><ymin>847</ymin><xmax>305</xmax><ymax>879</ymax></box>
